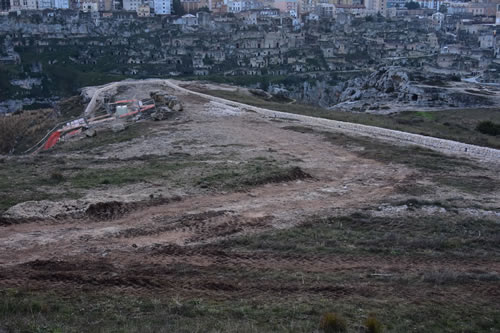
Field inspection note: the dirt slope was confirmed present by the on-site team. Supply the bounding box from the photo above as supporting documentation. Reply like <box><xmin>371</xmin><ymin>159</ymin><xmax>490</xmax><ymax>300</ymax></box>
<box><xmin>0</xmin><ymin>82</ymin><xmax>499</xmax><ymax>332</ymax></box>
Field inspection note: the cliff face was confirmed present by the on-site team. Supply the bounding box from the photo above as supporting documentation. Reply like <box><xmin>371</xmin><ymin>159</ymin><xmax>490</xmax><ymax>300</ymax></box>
<box><xmin>270</xmin><ymin>68</ymin><xmax>497</xmax><ymax>113</ymax></box>
<box><xmin>277</xmin><ymin>79</ymin><xmax>343</xmax><ymax>108</ymax></box>
<box><xmin>332</xmin><ymin>67</ymin><xmax>496</xmax><ymax>111</ymax></box>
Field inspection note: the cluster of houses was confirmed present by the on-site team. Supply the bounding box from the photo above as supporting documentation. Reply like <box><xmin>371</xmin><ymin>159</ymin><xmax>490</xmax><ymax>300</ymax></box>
<box><xmin>3</xmin><ymin>0</ymin><xmax>500</xmax><ymax>21</ymax></box>
<box><xmin>2</xmin><ymin>7</ymin><xmax>500</xmax><ymax>79</ymax></box>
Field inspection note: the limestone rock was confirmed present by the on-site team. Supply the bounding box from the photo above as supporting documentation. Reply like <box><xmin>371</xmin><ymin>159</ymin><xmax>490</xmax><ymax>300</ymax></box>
<box><xmin>111</xmin><ymin>122</ymin><xmax>126</xmax><ymax>132</ymax></box>
<box><xmin>171</xmin><ymin>102</ymin><xmax>183</xmax><ymax>112</ymax></box>
<box><xmin>331</xmin><ymin>67</ymin><xmax>495</xmax><ymax>111</ymax></box>
<box><xmin>151</xmin><ymin>106</ymin><xmax>173</xmax><ymax>121</ymax></box>
<box><xmin>85</xmin><ymin>129</ymin><xmax>97</xmax><ymax>137</ymax></box>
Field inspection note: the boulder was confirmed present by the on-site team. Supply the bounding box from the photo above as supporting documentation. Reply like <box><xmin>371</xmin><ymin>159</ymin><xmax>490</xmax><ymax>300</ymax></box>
<box><xmin>151</xmin><ymin>106</ymin><xmax>172</xmax><ymax>121</ymax></box>
<box><xmin>85</xmin><ymin>129</ymin><xmax>97</xmax><ymax>137</ymax></box>
<box><xmin>171</xmin><ymin>102</ymin><xmax>183</xmax><ymax>112</ymax></box>
<box><xmin>111</xmin><ymin>122</ymin><xmax>126</xmax><ymax>132</ymax></box>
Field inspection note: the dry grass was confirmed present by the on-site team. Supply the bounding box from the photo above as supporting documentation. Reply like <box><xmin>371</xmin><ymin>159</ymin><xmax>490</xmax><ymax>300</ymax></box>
<box><xmin>364</xmin><ymin>314</ymin><xmax>384</xmax><ymax>333</ymax></box>
<box><xmin>0</xmin><ymin>109</ymin><xmax>58</xmax><ymax>154</ymax></box>
<box><xmin>320</xmin><ymin>312</ymin><xmax>348</xmax><ymax>333</ymax></box>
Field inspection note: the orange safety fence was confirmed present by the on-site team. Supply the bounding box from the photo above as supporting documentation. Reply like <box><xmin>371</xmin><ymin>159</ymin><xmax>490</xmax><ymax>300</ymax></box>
<box><xmin>140</xmin><ymin>104</ymin><xmax>155</xmax><ymax>112</ymax></box>
<box><xmin>66</xmin><ymin>128</ymin><xmax>82</xmax><ymax>137</ymax></box>
<box><xmin>43</xmin><ymin>131</ymin><xmax>61</xmax><ymax>150</ymax></box>
<box><xmin>110</xmin><ymin>99</ymin><xmax>137</xmax><ymax>104</ymax></box>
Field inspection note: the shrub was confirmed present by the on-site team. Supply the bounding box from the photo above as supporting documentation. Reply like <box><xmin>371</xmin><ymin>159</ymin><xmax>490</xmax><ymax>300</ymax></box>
<box><xmin>320</xmin><ymin>312</ymin><xmax>347</xmax><ymax>333</ymax></box>
<box><xmin>0</xmin><ymin>109</ymin><xmax>57</xmax><ymax>154</ymax></box>
<box><xmin>364</xmin><ymin>314</ymin><xmax>383</xmax><ymax>333</ymax></box>
<box><xmin>0</xmin><ymin>114</ymin><xmax>27</xmax><ymax>154</ymax></box>
<box><xmin>476</xmin><ymin>121</ymin><xmax>500</xmax><ymax>136</ymax></box>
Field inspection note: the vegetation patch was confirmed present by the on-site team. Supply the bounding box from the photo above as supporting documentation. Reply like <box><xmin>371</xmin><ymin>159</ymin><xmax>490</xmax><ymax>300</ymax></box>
<box><xmin>476</xmin><ymin>120</ymin><xmax>500</xmax><ymax>136</ymax></box>
<box><xmin>0</xmin><ymin>109</ymin><xmax>58</xmax><ymax>154</ymax></box>
<box><xmin>437</xmin><ymin>175</ymin><xmax>499</xmax><ymax>194</ymax></box>
<box><xmin>67</xmin><ymin>161</ymin><xmax>190</xmax><ymax>189</ymax></box>
<box><xmin>224</xmin><ymin>214</ymin><xmax>500</xmax><ymax>258</ymax></box>
<box><xmin>320</xmin><ymin>312</ymin><xmax>347</xmax><ymax>333</ymax></box>
<box><xmin>0</xmin><ymin>157</ymin><xmax>83</xmax><ymax>213</ymax></box>
<box><xmin>0</xmin><ymin>153</ymin><xmax>303</xmax><ymax>213</ymax></box>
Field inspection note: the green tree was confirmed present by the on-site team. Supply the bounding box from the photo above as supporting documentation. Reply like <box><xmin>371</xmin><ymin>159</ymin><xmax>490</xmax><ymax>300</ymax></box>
<box><xmin>172</xmin><ymin>0</ymin><xmax>185</xmax><ymax>15</ymax></box>
<box><xmin>439</xmin><ymin>4</ymin><xmax>447</xmax><ymax>13</ymax></box>
<box><xmin>405</xmin><ymin>1</ymin><xmax>420</xmax><ymax>9</ymax></box>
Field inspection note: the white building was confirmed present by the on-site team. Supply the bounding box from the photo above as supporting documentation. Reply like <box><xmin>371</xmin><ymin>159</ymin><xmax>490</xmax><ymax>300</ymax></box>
<box><xmin>81</xmin><ymin>0</ymin><xmax>98</xmax><ymax>11</ymax></box>
<box><xmin>417</xmin><ymin>0</ymin><xmax>441</xmax><ymax>10</ymax></box>
<box><xmin>174</xmin><ymin>13</ymin><xmax>198</xmax><ymax>24</ymax></box>
<box><xmin>445</xmin><ymin>2</ymin><xmax>467</xmax><ymax>15</ymax></box>
<box><xmin>227</xmin><ymin>0</ymin><xmax>242</xmax><ymax>12</ymax></box>
<box><xmin>54</xmin><ymin>0</ymin><xmax>69</xmax><ymax>8</ymax></box>
<box><xmin>10</xmin><ymin>0</ymin><xmax>38</xmax><ymax>10</ymax></box>
<box><xmin>432</xmin><ymin>11</ymin><xmax>444</xmax><ymax>29</ymax></box>
<box><xmin>153</xmin><ymin>0</ymin><xmax>170</xmax><ymax>14</ymax></box>
<box><xmin>496</xmin><ymin>4</ymin><xmax>500</xmax><ymax>26</ymax></box>
<box><xmin>123</xmin><ymin>0</ymin><xmax>142</xmax><ymax>11</ymax></box>
<box><xmin>38</xmin><ymin>0</ymin><xmax>54</xmax><ymax>9</ymax></box>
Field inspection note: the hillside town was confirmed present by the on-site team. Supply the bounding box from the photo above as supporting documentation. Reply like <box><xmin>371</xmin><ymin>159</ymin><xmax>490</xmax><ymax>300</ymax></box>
<box><xmin>2</xmin><ymin>0</ymin><xmax>500</xmax><ymax>113</ymax></box>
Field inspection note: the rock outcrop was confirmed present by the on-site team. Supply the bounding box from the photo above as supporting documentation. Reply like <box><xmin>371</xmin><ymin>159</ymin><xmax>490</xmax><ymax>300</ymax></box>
<box><xmin>330</xmin><ymin>67</ymin><xmax>496</xmax><ymax>112</ymax></box>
